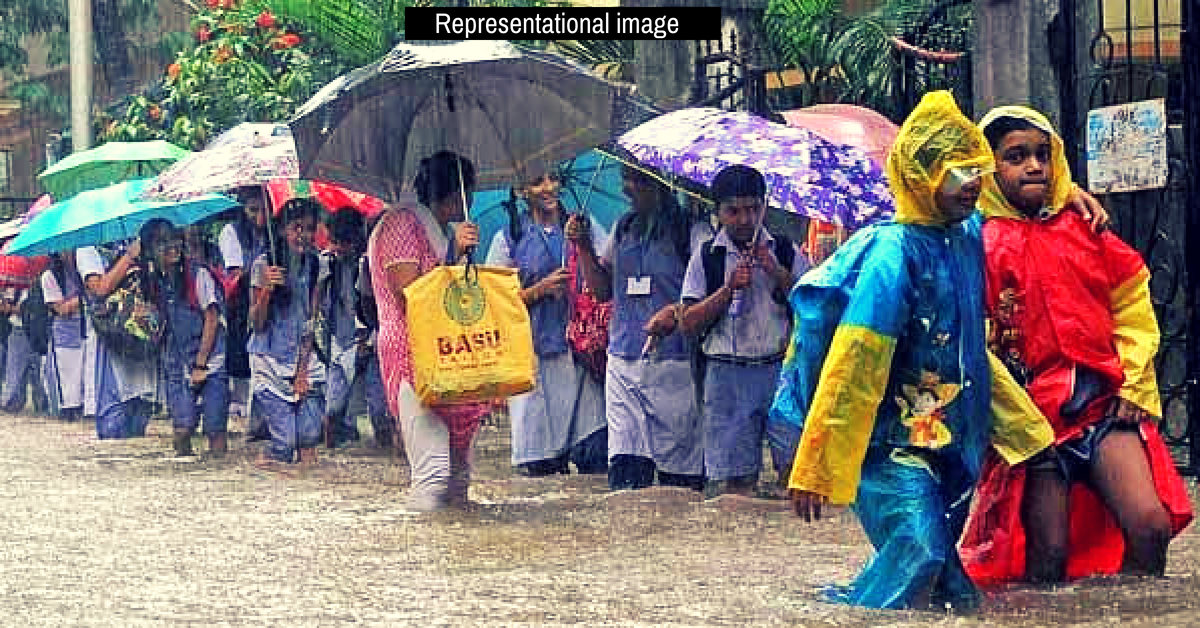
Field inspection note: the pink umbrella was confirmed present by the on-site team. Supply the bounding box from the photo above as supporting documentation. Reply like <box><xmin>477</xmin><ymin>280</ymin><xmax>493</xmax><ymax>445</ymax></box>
<box><xmin>20</xmin><ymin>194</ymin><xmax>54</xmax><ymax>226</ymax></box>
<box><xmin>780</xmin><ymin>104</ymin><xmax>899</xmax><ymax>169</ymax></box>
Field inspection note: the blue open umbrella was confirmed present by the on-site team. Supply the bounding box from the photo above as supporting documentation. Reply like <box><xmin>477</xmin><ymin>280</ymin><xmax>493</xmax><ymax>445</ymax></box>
<box><xmin>474</xmin><ymin>149</ymin><xmax>627</xmax><ymax>260</ymax></box>
<box><xmin>8</xmin><ymin>179</ymin><xmax>238</xmax><ymax>257</ymax></box>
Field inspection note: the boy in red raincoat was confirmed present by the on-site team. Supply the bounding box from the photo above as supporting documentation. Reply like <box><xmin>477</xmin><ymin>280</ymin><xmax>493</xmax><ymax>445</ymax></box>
<box><xmin>960</xmin><ymin>106</ymin><xmax>1193</xmax><ymax>584</ymax></box>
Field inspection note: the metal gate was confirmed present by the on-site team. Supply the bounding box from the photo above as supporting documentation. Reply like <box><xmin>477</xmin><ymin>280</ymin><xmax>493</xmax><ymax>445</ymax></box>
<box><xmin>1056</xmin><ymin>0</ymin><xmax>1199</xmax><ymax>473</ymax></box>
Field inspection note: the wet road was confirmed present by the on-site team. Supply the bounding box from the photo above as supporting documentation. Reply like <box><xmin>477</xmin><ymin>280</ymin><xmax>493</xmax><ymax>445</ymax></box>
<box><xmin>0</xmin><ymin>413</ymin><xmax>1197</xmax><ymax>626</ymax></box>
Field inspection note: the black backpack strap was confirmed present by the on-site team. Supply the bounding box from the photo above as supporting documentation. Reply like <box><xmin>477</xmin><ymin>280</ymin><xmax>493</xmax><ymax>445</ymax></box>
<box><xmin>701</xmin><ymin>239</ymin><xmax>725</xmax><ymax>298</ymax></box>
<box><xmin>771</xmin><ymin>235</ymin><xmax>796</xmax><ymax>305</ymax></box>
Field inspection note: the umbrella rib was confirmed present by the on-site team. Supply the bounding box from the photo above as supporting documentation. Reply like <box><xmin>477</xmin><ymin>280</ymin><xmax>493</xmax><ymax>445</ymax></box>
<box><xmin>467</xmin><ymin>87</ymin><xmax>524</xmax><ymax>182</ymax></box>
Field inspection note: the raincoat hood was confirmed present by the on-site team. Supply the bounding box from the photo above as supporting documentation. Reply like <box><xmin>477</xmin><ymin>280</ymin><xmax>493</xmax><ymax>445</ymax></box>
<box><xmin>977</xmin><ymin>105</ymin><xmax>1074</xmax><ymax>220</ymax></box>
<box><xmin>887</xmin><ymin>91</ymin><xmax>993</xmax><ymax>226</ymax></box>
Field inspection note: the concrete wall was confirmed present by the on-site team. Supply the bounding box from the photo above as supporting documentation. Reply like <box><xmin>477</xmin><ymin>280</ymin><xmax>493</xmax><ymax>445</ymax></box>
<box><xmin>972</xmin><ymin>0</ymin><xmax>1063</xmax><ymax>127</ymax></box>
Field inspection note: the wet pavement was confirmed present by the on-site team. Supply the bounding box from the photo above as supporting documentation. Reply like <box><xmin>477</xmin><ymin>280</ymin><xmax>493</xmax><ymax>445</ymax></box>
<box><xmin>0</xmin><ymin>412</ymin><xmax>1197</xmax><ymax>627</ymax></box>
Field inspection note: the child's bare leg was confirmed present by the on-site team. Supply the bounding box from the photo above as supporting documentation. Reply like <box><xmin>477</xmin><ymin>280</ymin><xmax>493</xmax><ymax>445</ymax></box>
<box><xmin>1089</xmin><ymin>429</ymin><xmax>1171</xmax><ymax>576</ymax></box>
<box><xmin>1021</xmin><ymin>461</ymin><xmax>1071</xmax><ymax>583</ymax></box>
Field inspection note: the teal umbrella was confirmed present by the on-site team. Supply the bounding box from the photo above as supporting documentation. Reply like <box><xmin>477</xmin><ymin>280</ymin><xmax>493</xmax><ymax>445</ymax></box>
<box><xmin>38</xmin><ymin>140</ymin><xmax>190</xmax><ymax>200</ymax></box>
<box><xmin>8</xmin><ymin>179</ymin><xmax>237</xmax><ymax>257</ymax></box>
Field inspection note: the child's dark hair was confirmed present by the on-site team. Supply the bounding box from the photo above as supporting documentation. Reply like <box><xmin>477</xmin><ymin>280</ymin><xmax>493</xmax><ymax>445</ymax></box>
<box><xmin>325</xmin><ymin>207</ymin><xmax>365</xmax><ymax>244</ymax></box>
<box><xmin>139</xmin><ymin>217</ymin><xmax>178</xmax><ymax>252</ymax></box>
<box><xmin>982</xmin><ymin>116</ymin><xmax>1043</xmax><ymax>150</ymax></box>
<box><xmin>710</xmin><ymin>164</ymin><xmax>766</xmax><ymax>203</ymax></box>
<box><xmin>278</xmin><ymin>197</ymin><xmax>321</xmax><ymax>227</ymax></box>
<box><xmin>138</xmin><ymin>218</ymin><xmax>184</xmax><ymax>307</ymax></box>
<box><xmin>414</xmin><ymin>151</ymin><xmax>476</xmax><ymax>207</ymax></box>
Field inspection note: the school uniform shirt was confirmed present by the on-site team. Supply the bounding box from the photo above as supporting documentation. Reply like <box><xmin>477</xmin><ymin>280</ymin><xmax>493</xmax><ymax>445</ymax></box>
<box><xmin>218</xmin><ymin>223</ymin><xmax>246</xmax><ymax>270</ymax></box>
<box><xmin>319</xmin><ymin>253</ymin><xmax>363</xmax><ymax>378</ymax></box>
<box><xmin>486</xmin><ymin>217</ymin><xmax>610</xmax><ymax>465</ymax></box>
<box><xmin>680</xmin><ymin>228</ymin><xmax>809</xmax><ymax>361</ymax></box>
<box><xmin>486</xmin><ymin>216</ymin><xmax>611</xmax><ymax>356</ymax></box>
<box><xmin>597</xmin><ymin>215</ymin><xmax>712</xmax><ymax>361</ymax></box>
<box><xmin>161</xmin><ymin>266</ymin><xmax>226</xmax><ymax>377</ymax></box>
<box><xmin>76</xmin><ymin>245</ymin><xmax>155</xmax><ymax>412</ymax></box>
<box><xmin>41</xmin><ymin>269</ymin><xmax>86</xmax><ymax>409</ymax></box>
<box><xmin>249</xmin><ymin>254</ymin><xmax>327</xmax><ymax>402</ymax></box>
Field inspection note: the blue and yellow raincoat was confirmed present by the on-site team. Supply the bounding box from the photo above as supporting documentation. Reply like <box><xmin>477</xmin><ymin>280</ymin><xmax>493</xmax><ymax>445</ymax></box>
<box><xmin>770</xmin><ymin>92</ymin><xmax>1054</xmax><ymax>609</ymax></box>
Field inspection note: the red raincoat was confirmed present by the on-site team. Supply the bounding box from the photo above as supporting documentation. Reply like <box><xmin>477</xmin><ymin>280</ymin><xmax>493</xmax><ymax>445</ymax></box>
<box><xmin>960</xmin><ymin>201</ymin><xmax>1193</xmax><ymax>585</ymax></box>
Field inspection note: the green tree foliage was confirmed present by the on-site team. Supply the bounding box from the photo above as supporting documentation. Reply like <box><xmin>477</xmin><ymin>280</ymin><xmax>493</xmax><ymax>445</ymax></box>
<box><xmin>97</xmin><ymin>0</ymin><xmax>553</xmax><ymax>150</ymax></box>
<box><xmin>763</xmin><ymin>0</ymin><xmax>971</xmax><ymax>121</ymax></box>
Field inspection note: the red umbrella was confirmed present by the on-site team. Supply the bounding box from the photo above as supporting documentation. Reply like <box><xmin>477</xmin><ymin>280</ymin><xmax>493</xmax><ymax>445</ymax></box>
<box><xmin>0</xmin><ymin>195</ymin><xmax>53</xmax><ymax>287</ymax></box>
<box><xmin>0</xmin><ymin>254</ymin><xmax>49</xmax><ymax>289</ymax></box>
<box><xmin>265</xmin><ymin>179</ymin><xmax>385</xmax><ymax>218</ymax></box>
<box><xmin>266</xmin><ymin>179</ymin><xmax>385</xmax><ymax>251</ymax></box>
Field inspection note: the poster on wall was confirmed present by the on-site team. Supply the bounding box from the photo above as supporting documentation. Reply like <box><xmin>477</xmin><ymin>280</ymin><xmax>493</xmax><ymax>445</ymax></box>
<box><xmin>1086</xmin><ymin>99</ymin><xmax>1169</xmax><ymax>194</ymax></box>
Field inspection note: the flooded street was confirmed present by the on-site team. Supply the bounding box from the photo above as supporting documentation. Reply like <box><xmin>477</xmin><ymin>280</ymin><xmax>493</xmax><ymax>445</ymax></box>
<box><xmin>0</xmin><ymin>412</ymin><xmax>1197</xmax><ymax>627</ymax></box>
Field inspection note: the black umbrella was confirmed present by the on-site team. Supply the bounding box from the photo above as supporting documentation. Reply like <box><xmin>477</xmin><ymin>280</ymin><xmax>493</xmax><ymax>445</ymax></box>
<box><xmin>289</xmin><ymin>40</ymin><xmax>630</xmax><ymax>203</ymax></box>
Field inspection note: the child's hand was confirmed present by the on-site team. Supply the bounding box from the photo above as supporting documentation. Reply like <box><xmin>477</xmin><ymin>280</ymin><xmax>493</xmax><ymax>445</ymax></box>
<box><xmin>1068</xmin><ymin>184</ymin><xmax>1109</xmax><ymax>233</ymax></box>
<box><xmin>534</xmin><ymin>268</ymin><xmax>570</xmax><ymax>300</ymax></box>
<box><xmin>189</xmin><ymin>365</ymin><xmax>208</xmax><ymax>390</ymax></box>
<box><xmin>753</xmin><ymin>241</ymin><xmax>780</xmax><ymax>275</ymax></box>
<box><xmin>564</xmin><ymin>214</ymin><xmax>591</xmax><ymax>243</ymax></box>
<box><xmin>454</xmin><ymin>222</ymin><xmax>479</xmax><ymax>257</ymax></box>
<box><xmin>643</xmin><ymin>305</ymin><xmax>677</xmax><ymax>337</ymax></box>
<box><xmin>790</xmin><ymin>489</ymin><xmax>827</xmax><ymax>522</ymax></box>
<box><xmin>264</xmin><ymin>266</ymin><xmax>285</xmax><ymax>291</ymax></box>
<box><xmin>294</xmin><ymin>368</ymin><xmax>309</xmax><ymax>398</ymax></box>
<box><xmin>726</xmin><ymin>259</ymin><xmax>753</xmax><ymax>291</ymax></box>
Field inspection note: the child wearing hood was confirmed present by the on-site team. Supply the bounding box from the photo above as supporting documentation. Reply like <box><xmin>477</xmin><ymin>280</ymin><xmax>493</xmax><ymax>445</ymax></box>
<box><xmin>771</xmin><ymin>91</ymin><xmax>1054</xmax><ymax>610</ymax></box>
<box><xmin>958</xmin><ymin>106</ymin><xmax>1192</xmax><ymax>584</ymax></box>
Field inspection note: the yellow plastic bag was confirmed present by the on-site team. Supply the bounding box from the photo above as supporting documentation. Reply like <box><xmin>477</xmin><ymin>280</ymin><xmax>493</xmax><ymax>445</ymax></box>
<box><xmin>404</xmin><ymin>264</ymin><xmax>536</xmax><ymax>406</ymax></box>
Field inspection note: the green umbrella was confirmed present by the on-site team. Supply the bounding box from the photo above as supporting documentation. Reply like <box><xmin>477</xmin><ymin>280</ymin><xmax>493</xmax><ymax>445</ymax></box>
<box><xmin>38</xmin><ymin>140</ymin><xmax>190</xmax><ymax>200</ymax></box>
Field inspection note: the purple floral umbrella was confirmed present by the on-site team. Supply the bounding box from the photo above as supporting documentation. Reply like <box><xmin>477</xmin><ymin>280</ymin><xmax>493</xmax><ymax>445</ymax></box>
<box><xmin>616</xmin><ymin>108</ymin><xmax>895</xmax><ymax>229</ymax></box>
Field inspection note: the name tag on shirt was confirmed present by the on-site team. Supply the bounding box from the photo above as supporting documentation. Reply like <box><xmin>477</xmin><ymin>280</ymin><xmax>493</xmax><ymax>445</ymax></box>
<box><xmin>626</xmin><ymin>276</ymin><xmax>651</xmax><ymax>296</ymax></box>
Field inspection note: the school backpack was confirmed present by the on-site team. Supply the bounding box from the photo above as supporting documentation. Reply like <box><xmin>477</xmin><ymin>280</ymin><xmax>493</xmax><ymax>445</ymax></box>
<box><xmin>88</xmin><ymin>253</ymin><xmax>164</xmax><ymax>362</ymax></box>
<box><xmin>20</xmin><ymin>280</ymin><xmax>51</xmax><ymax>356</ymax></box>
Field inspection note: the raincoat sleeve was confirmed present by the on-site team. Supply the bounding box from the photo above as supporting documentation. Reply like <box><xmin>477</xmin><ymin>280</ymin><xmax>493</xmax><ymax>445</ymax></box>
<box><xmin>987</xmin><ymin>349</ymin><xmax>1055</xmax><ymax>464</ymax></box>
<box><xmin>1104</xmin><ymin>234</ymin><xmax>1162</xmax><ymax>417</ymax></box>
<box><xmin>787</xmin><ymin>232</ymin><xmax>910</xmax><ymax>505</ymax></box>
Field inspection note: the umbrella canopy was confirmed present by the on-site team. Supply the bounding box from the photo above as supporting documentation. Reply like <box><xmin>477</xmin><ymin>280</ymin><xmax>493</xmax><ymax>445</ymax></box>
<box><xmin>38</xmin><ymin>140</ymin><xmax>190</xmax><ymax>200</ymax></box>
<box><xmin>473</xmin><ymin>149</ymin><xmax>627</xmax><ymax>260</ymax></box>
<box><xmin>140</xmin><ymin>127</ymin><xmax>298</xmax><ymax>201</ymax></box>
<box><xmin>617</xmin><ymin>108</ymin><xmax>894</xmax><ymax>229</ymax></box>
<box><xmin>266</xmin><ymin>179</ymin><xmax>385</xmax><ymax>218</ymax></box>
<box><xmin>781</xmin><ymin>104</ymin><xmax>900</xmax><ymax>168</ymax></box>
<box><xmin>19</xmin><ymin>194</ymin><xmax>54</xmax><ymax>228</ymax></box>
<box><xmin>0</xmin><ymin>254</ymin><xmax>49</xmax><ymax>289</ymax></box>
<box><xmin>289</xmin><ymin>40</ymin><xmax>628</xmax><ymax>203</ymax></box>
<box><xmin>206</xmin><ymin>122</ymin><xmax>293</xmax><ymax>150</ymax></box>
<box><xmin>0</xmin><ymin>216</ymin><xmax>23</xmax><ymax>242</ymax></box>
<box><xmin>8</xmin><ymin>179</ymin><xmax>238</xmax><ymax>257</ymax></box>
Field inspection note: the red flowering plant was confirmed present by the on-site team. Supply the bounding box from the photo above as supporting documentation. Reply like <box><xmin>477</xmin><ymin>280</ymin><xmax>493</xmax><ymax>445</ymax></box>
<box><xmin>97</xmin><ymin>1</ymin><xmax>344</xmax><ymax>150</ymax></box>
